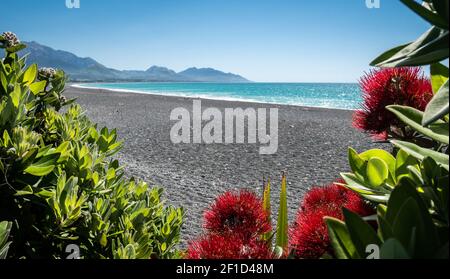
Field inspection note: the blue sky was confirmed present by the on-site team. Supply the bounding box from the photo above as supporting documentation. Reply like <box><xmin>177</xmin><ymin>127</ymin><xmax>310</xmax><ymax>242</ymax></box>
<box><xmin>1</xmin><ymin>0</ymin><xmax>430</xmax><ymax>82</ymax></box>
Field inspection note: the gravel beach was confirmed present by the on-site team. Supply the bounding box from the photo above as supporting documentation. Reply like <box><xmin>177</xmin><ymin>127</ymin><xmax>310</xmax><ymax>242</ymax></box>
<box><xmin>66</xmin><ymin>85</ymin><xmax>385</xmax><ymax>246</ymax></box>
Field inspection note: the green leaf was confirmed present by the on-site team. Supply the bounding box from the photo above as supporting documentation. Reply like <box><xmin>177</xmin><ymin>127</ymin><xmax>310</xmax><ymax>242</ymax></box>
<box><xmin>377</xmin><ymin>204</ymin><xmax>387</xmax><ymax>219</ymax></box>
<box><xmin>422</xmin><ymin>79</ymin><xmax>449</xmax><ymax>126</ymax></box>
<box><xmin>392</xmin><ymin>197</ymin><xmax>439</xmax><ymax>257</ymax></box>
<box><xmin>395</xmin><ymin>149</ymin><xmax>419</xmax><ymax>178</ymax></box>
<box><xmin>341</xmin><ymin>173</ymin><xmax>377</xmax><ymax>195</ymax></box>
<box><xmin>431</xmin><ymin>0</ymin><xmax>449</xmax><ymax>24</ymax></box>
<box><xmin>276</xmin><ymin>173</ymin><xmax>288</xmax><ymax>250</ymax></box>
<box><xmin>0</xmin><ymin>221</ymin><xmax>12</xmax><ymax>259</ymax></box>
<box><xmin>97</xmin><ymin>135</ymin><xmax>109</xmax><ymax>152</ymax></box>
<box><xmin>162</xmin><ymin>223</ymin><xmax>171</xmax><ymax>237</ymax></box>
<box><xmin>400</xmin><ymin>0</ymin><xmax>448</xmax><ymax>29</ymax></box>
<box><xmin>370</xmin><ymin>44</ymin><xmax>410</xmax><ymax>66</ymax></box>
<box><xmin>348</xmin><ymin>148</ymin><xmax>366</xmax><ymax>177</ymax></box>
<box><xmin>161</xmin><ymin>242</ymin><xmax>167</xmax><ymax>252</ymax></box>
<box><xmin>106</xmin><ymin>168</ymin><xmax>116</xmax><ymax>181</ymax></box>
<box><xmin>392</xmin><ymin>140</ymin><xmax>449</xmax><ymax>171</ymax></box>
<box><xmin>22</xmin><ymin>64</ymin><xmax>37</xmax><ymax>86</ymax></box>
<box><xmin>15</xmin><ymin>185</ymin><xmax>34</xmax><ymax>196</ymax></box>
<box><xmin>0</xmin><ymin>71</ymin><xmax>7</xmax><ymax>94</ymax></box>
<box><xmin>370</xmin><ymin>27</ymin><xmax>449</xmax><ymax>67</ymax></box>
<box><xmin>386</xmin><ymin>182</ymin><xmax>440</xmax><ymax>257</ymax></box>
<box><xmin>431</xmin><ymin>63</ymin><xmax>449</xmax><ymax>94</ymax></box>
<box><xmin>340</xmin><ymin>173</ymin><xmax>390</xmax><ymax>203</ymax></box>
<box><xmin>0</xmin><ymin>221</ymin><xmax>12</xmax><ymax>248</ymax></box>
<box><xmin>262</xmin><ymin>178</ymin><xmax>272</xmax><ymax>241</ymax></box>
<box><xmin>24</xmin><ymin>153</ymin><xmax>59</xmax><ymax>176</ymax></box>
<box><xmin>29</xmin><ymin>81</ymin><xmax>47</xmax><ymax>95</ymax></box>
<box><xmin>10</xmin><ymin>85</ymin><xmax>21</xmax><ymax>108</ymax></box>
<box><xmin>366</xmin><ymin>157</ymin><xmax>389</xmax><ymax>187</ymax></box>
<box><xmin>325</xmin><ymin>217</ymin><xmax>360</xmax><ymax>259</ymax></box>
<box><xmin>380</xmin><ymin>239</ymin><xmax>410</xmax><ymax>259</ymax></box>
<box><xmin>124</xmin><ymin>244</ymin><xmax>136</xmax><ymax>259</ymax></box>
<box><xmin>2</xmin><ymin>130</ymin><xmax>11</xmax><ymax>146</ymax></box>
<box><xmin>378</xmin><ymin>215</ymin><xmax>394</xmax><ymax>241</ymax></box>
<box><xmin>387</xmin><ymin>105</ymin><xmax>449</xmax><ymax>144</ymax></box>
<box><xmin>341</xmin><ymin>173</ymin><xmax>374</xmax><ymax>194</ymax></box>
<box><xmin>408</xmin><ymin>164</ymin><xmax>424</xmax><ymax>185</ymax></box>
<box><xmin>386</xmin><ymin>178</ymin><xmax>419</xmax><ymax>224</ymax></box>
<box><xmin>359</xmin><ymin>149</ymin><xmax>396</xmax><ymax>178</ymax></box>
<box><xmin>342</xmin><ymin>208</ymin><xmax>382</xmax><ymax>258</ymax></box>
<box><xmin>35</xmin><ymin>189</ymin><xmax>54</xmax><ymax>199</ymax></box>
<box><xmin>100</xmin><ymin>233</ymin><xmax>108</xmax><ymax>247</ymax></box>
<box><xmin>391</xmin><ymin>198</ymin><xmax>422</xmax><ymax>254</ymax></box>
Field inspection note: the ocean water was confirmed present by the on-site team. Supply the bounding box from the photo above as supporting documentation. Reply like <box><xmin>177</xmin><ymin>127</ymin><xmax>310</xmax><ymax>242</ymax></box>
<box><xmin>75</xmin><ymin>82</ymin><xmax>362</xmax><ymax>110</ymax></box>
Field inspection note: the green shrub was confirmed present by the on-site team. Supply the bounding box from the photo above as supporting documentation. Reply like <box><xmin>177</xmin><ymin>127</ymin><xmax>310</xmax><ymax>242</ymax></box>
<box><xmin>0</xmin><ymin>221</ymin><xmax>12</xmax><ymax>259</ymax></box>
<box><xmin>327</xmin><ymin>0</ymin><xmax>449</xmax><ymax>259</ymax></box>
<box><xmin>0</xmin><ymin>32</ymin><xmax>183</xmax><ymax>259</ymax></box>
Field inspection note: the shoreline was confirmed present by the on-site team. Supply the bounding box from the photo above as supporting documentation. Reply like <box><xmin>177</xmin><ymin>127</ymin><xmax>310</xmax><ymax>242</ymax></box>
<box><xmin>65</xmin><ymin>86</ymin><xmax>384</xmax><ymax>246</ymax></box>
<box><xmin>70</xmin><ymin>83</ymin><xmax>357</xmax><ymax>112</ymax></box>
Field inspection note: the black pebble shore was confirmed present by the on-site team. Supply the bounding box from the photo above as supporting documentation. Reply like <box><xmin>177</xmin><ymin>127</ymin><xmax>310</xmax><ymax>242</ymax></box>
<box><xmin>66</xmin><ymin>85</ymin><xmax>386</xmax><ymax>247</ymax></box>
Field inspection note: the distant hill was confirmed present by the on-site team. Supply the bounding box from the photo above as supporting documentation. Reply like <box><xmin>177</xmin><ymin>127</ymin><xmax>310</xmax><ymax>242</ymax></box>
<box><xmin>145</xmin><ymin>66</ymin><xmax>183</xmax><ymax>81</ymax></box>
<box><xmin>20</xmin><ymin>42</ymin><xmax>121</xmax><ymax>81</ymax></box>
<box><xmin>179</xmin><ymin>67</ymin><xmax>249</xmax><ymax>83</ymax></box>
<box><xmin>17</xmin><ymin>41</ymin><xmax>250</xmax><ymax>83</ymax></box>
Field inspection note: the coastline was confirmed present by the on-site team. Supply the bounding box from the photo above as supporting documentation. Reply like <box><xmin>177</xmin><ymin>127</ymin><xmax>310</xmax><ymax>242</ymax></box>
<box><xmin>70</xmin><ymin>83</ymin><xmax>358</xmax><ymax>112</ymax></box>
<box><xmin>65</xmin><ymin>86</ymin><xmax>385</xmax><ymax>245</ymax></box>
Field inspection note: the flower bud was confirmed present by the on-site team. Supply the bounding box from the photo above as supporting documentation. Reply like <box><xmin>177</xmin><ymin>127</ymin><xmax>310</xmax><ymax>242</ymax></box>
<box><xmin>1</xmin><ymin>31</ymin><xmax>20</xmax><ymax>48</ymax></box>
<box><xmin>38</xmin><ymin>67</ymin><xmax>57</xmax><ymax>80</ymax></box>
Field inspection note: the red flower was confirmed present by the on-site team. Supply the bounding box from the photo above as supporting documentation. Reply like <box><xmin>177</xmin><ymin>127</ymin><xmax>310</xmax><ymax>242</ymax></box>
<box><xmin>301</xmin><ymin>181</ymin><xmax>348</xmax><ymax>213</ymax></box>
<box><xmin>353</xmin><ymin>67</ymin><xmax>432</xmax><ymax>140</ymax></box>
<box><xmin>290</xmin><ymin>207</ymin><xmax>339</xmax><ymax>259</ymax></box>
<box><xmin>203</xmin><ymin>190</ymin><xmax>271</xmax><ymax>240</ymax></box>
<box><xmin>301</xmin><ymin>180</ymin><xmax>374</xmax><ymax>216</ymax></box>
<box><xmin>344</xmin><ymin>189</ymin><xmax>376</xmax><ymax>217</ymax></box>
<box><xmin>187</xmin><ymin>234</ymin><xmax>273</xmax><ymax>259</ymax></box>
<box><xmin>290</xmin><ymin>181</ymin><xmax>374</xmax><ymax>259</ymax></box>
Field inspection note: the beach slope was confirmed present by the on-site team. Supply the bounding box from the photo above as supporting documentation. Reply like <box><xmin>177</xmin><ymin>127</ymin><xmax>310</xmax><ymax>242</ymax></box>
<box><xmin>66</xmin><ymin>86</ymin><xmax>385</xmax><ymax>243</ymax></box>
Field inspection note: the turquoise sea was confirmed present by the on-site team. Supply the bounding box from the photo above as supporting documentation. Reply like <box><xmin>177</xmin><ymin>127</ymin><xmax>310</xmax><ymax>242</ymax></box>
<box><xmin>75</xmin><ymin>82</ymin><xmax>362</xmax><ymax>110</ymax></box>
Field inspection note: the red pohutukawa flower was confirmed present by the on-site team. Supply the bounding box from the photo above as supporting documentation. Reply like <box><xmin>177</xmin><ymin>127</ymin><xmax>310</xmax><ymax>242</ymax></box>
<box><xmin>353</xmin><ymin>67</ymin><xmax>432</xmax><ymax>140</ymax></box>
<box><xmin>290</xmin><ymin>181</ymin><xmax>374</xmax><ymax>259</ymax></box>
<box><xmin>187</xmin><ymin>234</ymin><xmax>273</xmax><ymax>259</ymax></box>
<box><xmin>203</xmin><ymin>190</ymin><xmax>271</xmax><ymax>239</ymax></box>
<box><xmin>301</xmin><ymin>179</ymin><xmax>374</xmax><ymax>216</ymax></box>
<box><xmin>290</xmin><ymin>207</ymin><xmax>339</xmax><ymax>259</ymax></box>
<box><xmin>301</xmin><ymin>181</ymin><xmax>349</xmax><ymax>212</ymax></box>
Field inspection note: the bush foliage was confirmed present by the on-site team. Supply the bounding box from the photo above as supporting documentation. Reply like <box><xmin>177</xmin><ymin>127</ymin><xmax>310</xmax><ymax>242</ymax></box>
<box><xmin>327</xmin><ymin>0</ymin><xmax>449</xmax><ymax>259</ymax></box>
<box><xmin>0</xmin><ymin>32</ymin><xmax>183</xmax><ymax>259</ymax></box>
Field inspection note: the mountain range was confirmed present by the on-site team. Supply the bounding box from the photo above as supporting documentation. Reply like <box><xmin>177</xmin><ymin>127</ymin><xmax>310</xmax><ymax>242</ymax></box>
<box><xmin>16</xmin><ymin>41</ymin><xmax>250</xmax><ymax>83</ymax></box>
